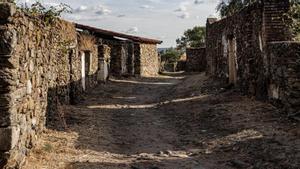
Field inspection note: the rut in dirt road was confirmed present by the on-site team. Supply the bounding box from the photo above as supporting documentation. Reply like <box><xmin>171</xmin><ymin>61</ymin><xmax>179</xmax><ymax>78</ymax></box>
<box><xmin>24</xmin><ymin>73</ymin><xmax>300</xmax><ymax>169</ymax></box>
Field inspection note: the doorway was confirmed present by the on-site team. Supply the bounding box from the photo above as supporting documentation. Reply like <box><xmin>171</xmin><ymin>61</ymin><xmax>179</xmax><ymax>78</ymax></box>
<box><xmin>68</xmin><ymin>49</ymin><xmax>75</xmax><ymax>104</ymax></box>
<box><xmin>81</xmin><ymin>51</ymin><xmax>91</xmax><ymax>91</ymax></box>
<box><xmin>81</xmin><ymin>52</ymin><xmax>86</xmax><ymax>91</ymax></box>
<box><xmin>227</xmin><ymin>36</ymin><xmax>237</xmax><ymax>85</ymax></box>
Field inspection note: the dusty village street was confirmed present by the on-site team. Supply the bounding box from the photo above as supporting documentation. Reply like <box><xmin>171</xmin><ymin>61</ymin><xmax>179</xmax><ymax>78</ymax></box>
<box><xmin>22</xmin><ymin>73</ymin><xmax>299</xmax><ymax>169</ymax></box>
<box><xmin>1</xmin><ymin>1</ymin><xmax>299</xmax><ymax>169</ymax></box>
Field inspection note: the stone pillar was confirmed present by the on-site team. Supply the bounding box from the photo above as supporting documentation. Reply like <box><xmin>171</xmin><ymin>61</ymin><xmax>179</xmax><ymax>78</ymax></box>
<box><xmin>127</xmin><ymin>42</ymin><xmax>135</xmax><ymax>76</ymax></box>
<box><xmin>206</xmin><ymin>17</ymin><xmax>218</xmax><ymax>76</ymax></box>
<box><xmin>110</xmin><ymin>43</ymin><xmax>124</xmax><ymax>75</ymax></box>
<box><xmin>98</xmin><ymin>45</ymin><xmax>111</xmax><ymax>82</ymax></box>
<box><xmin>0</xmin><ymin>2</ymin><xmax>18</xmax><ymax>166</ymax></box>
<box><xmin>134</xmin><ymin>43</ymin><xmax>141</xmax><ymax>76</ymax></box>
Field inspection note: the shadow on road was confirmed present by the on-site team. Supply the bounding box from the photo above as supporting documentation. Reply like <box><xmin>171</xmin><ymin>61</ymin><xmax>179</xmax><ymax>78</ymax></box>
<box><xmin>27</xmin><ymin>72</ymin><xmax>300</xmax><ymax>169</ymax></box>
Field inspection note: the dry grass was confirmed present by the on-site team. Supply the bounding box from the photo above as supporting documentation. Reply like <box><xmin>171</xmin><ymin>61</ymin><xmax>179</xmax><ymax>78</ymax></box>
<box><xmin>56</xmin><ymin>20</ymin><xmax>77</xmax><ymax>42</ymax></box>
<box><xmin>78</xmin><ymin>33</ymin><xmax>96</xmax><ymax>51</ymax></box>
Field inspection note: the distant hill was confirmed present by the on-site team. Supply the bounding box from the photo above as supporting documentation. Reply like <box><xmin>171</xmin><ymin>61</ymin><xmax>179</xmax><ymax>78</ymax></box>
<box><xmin>158</xmin><ymin>48</ymin><xmax>168</xmax><ymax>53</ymax></box>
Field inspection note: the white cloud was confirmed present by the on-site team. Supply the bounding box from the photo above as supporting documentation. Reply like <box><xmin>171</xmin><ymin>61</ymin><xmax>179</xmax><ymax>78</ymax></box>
<box><xmin>73</xmin><ymin>5</ymin><xmax>88</xmax><ymax>13</ymax></box>
<box><xmin>140</xmin><ymin>5</ymin><xmax>153</xmax><ymax>9</ymax></box>
<box><xmin>174</xmin><ymin>5</ymin><xmax>187</xmax><ymax>12</ymax></box>
<box><xmin>174</xmin><ymin>1</ymin><xmax>193</xmax><ymax>12</ymax></box>
<box><xmin>178</xmin><ymin>12</ymin><xmax>190</xmax><ymax>19</ymax></box>
<box><xmin>194</xmin><ymin>0</ymin><xmax>205</xmax><ymax>4</ymax></box>
<box><xmin>72</xmin><ymin>4</ymin><xmax>111</xmax><ymax>16</ymax></box>
<box><xmin>126</xmin><ymin>27</ymin><xmax>139</xmax><ymax>34</ymax></box>
<box><xmin>95</xmin><ymin>5</ymin><xmax>112</xmax><ymax>15</ymax></box>
<box><xmin>117</xmin><ymin>14</ymin><xmax>126</xmax><ymax>18</ymax></box>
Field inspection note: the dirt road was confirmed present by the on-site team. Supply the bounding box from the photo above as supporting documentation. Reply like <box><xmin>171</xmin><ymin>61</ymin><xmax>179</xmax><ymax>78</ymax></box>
<box><xmin>24</xmin><ymin>73</ymin><xmax>299</xmax><ymax>169</ymax></box>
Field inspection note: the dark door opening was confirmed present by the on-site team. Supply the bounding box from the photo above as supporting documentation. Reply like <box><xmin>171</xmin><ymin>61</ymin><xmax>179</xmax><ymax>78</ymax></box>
<box><xmin>68</xmin><ymin>50</ymin><xmax>76</xmax><ymax>105</ymax></box>
<box><xmin>84</xmin><ymin>51</ymin><xmax>91</xmax><ymax>90</ymax></box>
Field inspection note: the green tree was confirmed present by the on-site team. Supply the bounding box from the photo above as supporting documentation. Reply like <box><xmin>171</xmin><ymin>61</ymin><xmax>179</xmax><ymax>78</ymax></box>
<box><xmin>176</xmin><ymin>26</ymin><xmax>206</xmax><ymax>50</ymax></box>
<box><xmin>160</xmin><ymin>48</ymin><xmax>182</xmax><ymax>72</ymax></box>
<box><xmin>161</xmin><ymin>48</ymin><xmax>181</xmax><ymax>64</ymax></box>
<box><xmin>217</xmin><ymin>0</ymin><xmax>256</xmax><ymax>17</ymax></box>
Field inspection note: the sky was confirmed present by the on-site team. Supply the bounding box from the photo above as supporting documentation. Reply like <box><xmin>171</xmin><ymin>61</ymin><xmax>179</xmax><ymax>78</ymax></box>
<box><xmin>17</xmin><ymin>0</ymin><xmax>220</xmax><ymax>47</ymax></box>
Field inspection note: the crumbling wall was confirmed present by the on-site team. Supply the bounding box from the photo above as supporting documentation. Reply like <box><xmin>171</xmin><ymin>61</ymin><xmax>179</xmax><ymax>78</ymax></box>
<box><xmin>0</xmin><ymin>3</ymin><xmax>102</xmax><ymax>168</ymax></box>
<box><xmin>206</xmin><ymin>3</ymin><xmax>265</xmax><ymax>96</ymax></box>
<box><xmin>138</xmin><ymin>44</ymin><xmax>159</xmax><ymax>77</ymax></box>
<box><xmin>186</xmin><ymin>48</ymin><xmax>206</xmax><ymax>72</ymax></box>
<box><xmin>206</xmin><ymin>0</ymin><xmax>290</xmax><ymax>98</ymax></box>
<box><xmin>267</xmin><ymin>42</ymin><xmax>300</xmax><ymax>115</ymax></box>
<box><xmin>205</xmin><ymin>0</ymin><xmax>297</xmax><ymax>112</ymax></box>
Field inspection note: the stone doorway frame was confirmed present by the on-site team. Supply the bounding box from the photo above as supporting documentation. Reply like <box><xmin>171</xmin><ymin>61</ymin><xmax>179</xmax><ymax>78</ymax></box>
<box><xmin>227</xmin><ymin>35</ymin><xmax>237</xmax><ymax>85</ymax></box>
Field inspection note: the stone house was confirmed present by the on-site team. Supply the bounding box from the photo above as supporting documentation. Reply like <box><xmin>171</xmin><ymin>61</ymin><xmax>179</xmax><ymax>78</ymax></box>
<box><xmin>75</xmin><ymin>23</ymin><xmax>162</xmax><ymax>77</ymax></box>
<box><xmin>205</xmin><ymin>0</ymin><xmax>300</xmax><ymax>114</ymax></box>
<box><xmin>0</xmin><ymin>3</ymin><xmax>162</xmax><ymax>168</ymax></box>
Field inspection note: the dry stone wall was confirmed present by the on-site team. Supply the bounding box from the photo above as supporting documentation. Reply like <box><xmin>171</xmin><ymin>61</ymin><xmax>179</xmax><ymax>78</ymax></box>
<box><xmin>267</xmin><ymin>42</ymin><xmax>300</xmax><ymax>115</ymax></box>
<box><xmin>138</xmin><ymin>44</ymin><xmax>159</xmax><ymax>77</ymax></box>
<box><xmin>206</xmin><ymin>2</ymin><xmax>265</xmax><ymax>96</ymax></box>
<box><xmin>103</xmin><ymin>40</ymin><xmax>158</xmax><ymax>77</ymax></box>
<box><xmin>0</xmin><ymin>3</ymin><xmax>103</xmax><ymax>168</ymax></box>
<box><xmin>205</xmin><ymin>0</ymin><xmax>299</xmax><ymax>114</ymax></box>
<box><xmin>0</xmin><ymin>3</ymin><xmax>161</xmax><ymax>168</ymax></box>
<box><xmin>186</xmin><ymin>48</ymin><xmax>206</xmax><ymax>72</ymax></box>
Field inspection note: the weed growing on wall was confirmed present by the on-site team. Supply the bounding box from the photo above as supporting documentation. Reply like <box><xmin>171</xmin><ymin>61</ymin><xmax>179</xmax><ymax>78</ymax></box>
<box><xmin>18</xmin><ymin>2</ymin><xmax>74</xmax><ymax>57</ymax></box>
<box><xmin>78</xmin><ymin>33</ymin><xmax>97</xmax><ymax>51</ymax></box>
<box><xmin>21</xmin><ymin>2</ymin><xmax>71</xmax><ymax>26</ymax></box>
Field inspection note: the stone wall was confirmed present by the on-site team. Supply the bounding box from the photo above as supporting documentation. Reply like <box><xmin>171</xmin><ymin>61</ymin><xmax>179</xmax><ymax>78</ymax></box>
<box><xmin>0</xmin><ymin>3</ymin><xmax>103</xmax><ymax>168</ymax></box>
<box><xmin>0</xmin><ymin>3</ymin><xmax>161</xmax><ymax>167</ymax></box>
<box><xmin>106</xmin><ymin>41</ymin><xmax>159</xmax><ymax>77</ymax></box>
<box><xmin>186</xmin><ymin>48</ymin><xmax>206</xmax><ymax>72</ymax></box>
<box><xmin>263</xmin><ymin>0</ymin><xmax>292</xmax><ymax>42</ymax></box>
<box><xmin>205</xmin><ymin>0</ymin><xmax>299</xmax><ymax>113</ymax></box>
<box><xmin>97</xmin><ymin>45</ymin><xmax>111</xmax><ymax>82</ymax></box>
<box><xmin>103</xmin><ymin>40</ymin><xmax>132</xmax><ymax>76</ymax></box>
<box><xmin>267</xmin><ymin>42</ymin><xmax>300</xmax><ymax>115</ymax></box>
<box><xmin>206</xmin><ymin>2</ymin><xmax>265</xmax><ymax>95</ymax></box>
<box><xmin>206</xmin><ymin>0</ymin><xmax>291</xmax><ymax>98</ymax></box>
<box><xmin>136</xmin><ymin>44</ymin><xmax>159</xmax><ymax>77</ymax></box>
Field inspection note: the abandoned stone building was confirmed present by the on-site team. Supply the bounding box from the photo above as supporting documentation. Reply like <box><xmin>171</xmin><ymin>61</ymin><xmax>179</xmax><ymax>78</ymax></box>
<box><xmin>75</xmin><ymin>24</ymin><xmax>162</xmax><ymax>77</ymax></box>
<box><xmin>0</xmin><ymin>2</ymin><xmax>161</xmax><ymax>168</ymax></box>
<box><xmin>205</xmin><ymin>0</ymin><xmax>300</xmax><ymax>114</ymax></box>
